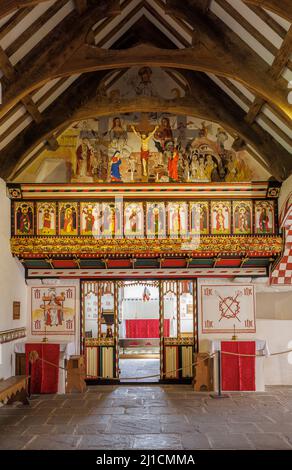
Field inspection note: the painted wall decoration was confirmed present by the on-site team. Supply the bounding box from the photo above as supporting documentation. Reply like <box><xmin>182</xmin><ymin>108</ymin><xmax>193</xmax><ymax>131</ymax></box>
<box><xmin>201</xmin><ymin>284</ymin><xmax>255</xmax><ymax>333</ymax></box>
<box><xmin>37</xmin><ymin>202</ymin><xmax>56</xmax><ymax>235</ymax></box>
<box><xmin>15</xmin><ymin>202</ymin><xmax>34</xmax><ymax>235</ymax></box>
<box><xmin>233</xmin><ymin>201</ymin><xmax>252</xmax><ymax>234</ymax></box>
<box><xmin>13</xmin><ymin>67</ymin><xmax>271</xmax><ymax>185</ymax></box>
<box><xmin>59</xmin><ymin>202</ymin><xmax>78</xmax><ymax>236</ymax></box>
<box><xmin>146</xmin><ymin>202</ymin><xmax>166</xmax><ymax>238</ymax></box>
<box><xmin>190</xmin><ymin>202</ymin><xmax>209</xmax><ymax>235</ymax></box>
<box><xmin>168</xmin><ymin>202</ymin><xmax>188</xmax><ymax>237</ymax></box>
<box><xmin>31</xmin><ymin>286</ymin><xmax>76</xmax><ymax>335</ymax></box>
<box><xmin>124</xmin><ymin>202</ymin><xmax>144</xmax><ymax>237</ymax></box>
<box><xmin>255</xmin><ymin>201</ymin><xmax>275</xmax><ymax>234</ymax></box>
<box><xmin>211</xmin><ymin>201</ymin><xmax>231</xmax><ymax>234</ymax></box>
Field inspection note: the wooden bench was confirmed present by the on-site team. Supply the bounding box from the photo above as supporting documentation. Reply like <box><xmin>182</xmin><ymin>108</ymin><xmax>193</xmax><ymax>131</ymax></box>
<box><xmin>0</xmin><ymin>376</ymin><xmax>29</xmax><ymax>405</ymax></box>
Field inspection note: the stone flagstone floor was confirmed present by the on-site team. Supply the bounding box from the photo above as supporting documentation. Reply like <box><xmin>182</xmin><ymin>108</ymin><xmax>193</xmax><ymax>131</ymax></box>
<box><xmin>1</xmin><ymin>385</ymin><xmax>292</xmax><ymax>450</ymax></box>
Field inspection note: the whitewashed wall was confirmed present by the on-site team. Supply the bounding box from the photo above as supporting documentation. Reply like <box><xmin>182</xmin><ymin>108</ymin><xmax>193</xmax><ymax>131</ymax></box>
<box><xmin>0</xmin><ymin>178</ymin><xmax>27</xmax><ymax>379</ymax></box>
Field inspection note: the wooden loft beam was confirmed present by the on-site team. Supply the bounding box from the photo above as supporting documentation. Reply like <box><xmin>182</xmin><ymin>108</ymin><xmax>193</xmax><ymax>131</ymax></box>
<box><xmin>242</xmin><ymin>0</ymin><xmax>292</xmax><ymax>23</ymax></box>
<box><xmin>0</xmin><ymin>45</ymin><xmax>42</xmax><ymax>123</ymax></box>
<box><xmin>0</xmin><ymin>0</ymin><xmax>121</xmax><ymax>117</ymax></box>
<box><xmin>165</xmin><ymin>0</ymin><xmax>291</xmax><ymax>124</ymax></box>
<box><xmin>245</xmin><ymin>96</ymin><xmax>265</xmax><ymax>124</ymax></box>
<box><xmin>2</xmin><ymin>70</ymin><xmax>291</xmax><ymax>182</ymax></box>
<box><xmin>21</xmin><ymin>95</ymin><xmax>42</xmax><ymax>123</ymax></box>
<box><xmin>1</xmin><ymin>39</ymin><xmax>291</xmax><ymax>123</ymax></box>
<box><xmin>0</xmin><ymin>1</ymin><xmax>49</xmax><ymax>20</ymax></box>
<box><xmin>245</xmin><ymin>26</ymin><xmax>292</xmax><ymax>123</ymax></box>
<box><xmin>5</xmin><ymin>0</ymin><xmax>68</xmax><ymax>58</ymax></box>
<box><xmin>270</xmin><ymin>26</ymin><xmax>292</xmax><ymax>80</ymax></box>
<box><xmin>74</xmin><ymin>0</ymin><xmax>88</xmax><ymax>15</ymax></box>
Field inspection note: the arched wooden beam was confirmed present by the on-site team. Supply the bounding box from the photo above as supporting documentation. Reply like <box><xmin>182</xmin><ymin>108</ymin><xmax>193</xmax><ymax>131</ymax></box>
<box><xmin>0</xmin><ymin>0</ymin><xmax>49</xmax><ymax>20</ymax></box>
<box><xmin>1</xmin><ymin>42</ymin><xmax>290</xmax><ymax>123</ymax></box>
<box><xmin>4</xmin><ymin>71</ymin><xmax>291</xmax><ymax>182</ymax></box>
<box><xmin>243</xmin><ymin>0</ymin><xmax>292</xmax><ymax>23</ymax></box>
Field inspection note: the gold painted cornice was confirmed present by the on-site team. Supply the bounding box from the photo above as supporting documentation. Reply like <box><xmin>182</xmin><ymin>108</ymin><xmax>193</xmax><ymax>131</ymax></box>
<box><xmin>11</xmin><ymin>235</ymin><xmax>283</xmax><ymax>257</ymax></box>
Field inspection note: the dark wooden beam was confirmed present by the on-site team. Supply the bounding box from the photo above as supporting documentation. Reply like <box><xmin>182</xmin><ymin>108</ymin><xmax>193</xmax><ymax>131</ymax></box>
<box><xmin>2</xmin><ymin>40</ymin><xmax>290</xmax><ymax>124</ymax></box>
<box><xmin>0</xmin><ymin>44</ymin><xmax>43</xmax><ymax>123</ymax></box>
<box><xmin>164</xmin><ymin>0</ymin><xmax>291</xmax><ymax>122</ymax></box>
<box><xmin>74</xmin><ymin>0</ymin><xmax>87</xmax><ymax>15</ymax></box>
<box><xmin>245</xmin><ymin>25</ymin><xmax>292</xmax><ymax>123</ymax></box>
<box><xmin>270</xmin><ymin>26</ymin><xmax>292</xmax><ymax>80</ymax></box>
<box><xmin>243</xmin><ymin>0</ymin><xmax>292</xmax><ymax>23</ymax></box>
<box><xmin>2</xmin><ymin>70</ymin><xmax>291</xmax><ymax>182</ymax></box>
<box><xmin>245</xmin><ymin>97</ymin><xmax>265</xmax><ymax>124</ymax></box>
<box><xmin>0</xmin><ymin>0</ymin><xmax>49</xmax><ymax>20</ymax></box>
<box><xmin>0</xmin><ymin>0</ymin><xmax>121</xmax><ymax>116</ymax></box>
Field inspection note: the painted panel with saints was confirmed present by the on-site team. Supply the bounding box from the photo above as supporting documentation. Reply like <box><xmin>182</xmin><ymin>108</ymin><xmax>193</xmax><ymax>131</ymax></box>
<box><xmin>124</xmin><ymin>202</ymin><xmax>144</xmax><ymax>237</ymax></box>
<box><xmin>99</xmin><ymin>202</ymin><xmax>123</xmax><ymax>238</ymax></box>
<box><xmin>80</xmin><ymin>203</ymin><xmax>100</xmax><ymax>235</ymax></box>
<box><xmin>146</xmin><ymin>202</ymin><xmax>166</xmax><ymax>238</ymax></box>
<box><xmin>168</xmin><ymin>202</ymin><xmax>188</xmax><ymax>238</ymax></box>
<box><xmin>190</xmin><ymin>202</ymin><xmax>209</xmax><ymax>235</ymax></box>
<box><xmin>211</xmin><ymin>201</ymin><xmax>231</xmax><ymax>234</ymax></box>
<box><xmin>59</xmin><ymin>202</ymin><xmax>78</xmax><ymax>236</ymax></box>
<box><xmin>255</xmin><ymin>201</ymin><xmax>275</xmax><ymax>234</ymax></box>
<box><xmin>233</xmin><ymin>201</ymin><xmax>252</xmax><ymax>234</ymax></box>
<box><xmin>15</xmin><ymin>202</ymin><xmax>34</xmax><ymax>235</ymax></box>
<box><xmin>37</xmin><ymin>202</ymin><xmax>56</xmax><ymax>236</ymax></box>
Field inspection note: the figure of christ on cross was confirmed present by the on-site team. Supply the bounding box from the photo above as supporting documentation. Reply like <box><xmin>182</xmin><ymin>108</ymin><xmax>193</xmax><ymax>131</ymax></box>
<box><xmin>131</xmin><ymin>124</ymin><xmax>159</xmax><ymax>177</ymax></box>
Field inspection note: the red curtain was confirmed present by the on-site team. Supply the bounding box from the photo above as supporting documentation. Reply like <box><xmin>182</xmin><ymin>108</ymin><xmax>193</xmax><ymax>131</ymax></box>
<box><xmin>221</xmin><ymin>341</ymin><xmax>256</xmax><ymax>391</ymax></box>
<box><xmin>125</xmin><ymin>319</ymin><xmax>170</xmax><ymax>338</ymax></box>
<box><xmin>25</xmin><ymin>343</ymin><xmax>60</xmax><ymax>394</ymax></box>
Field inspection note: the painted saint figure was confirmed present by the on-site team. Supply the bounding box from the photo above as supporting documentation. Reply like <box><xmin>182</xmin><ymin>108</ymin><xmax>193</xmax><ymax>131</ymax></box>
<box><xmin>211</xmin><ymin>203</ymin><xmax>230</xmax><ymax>234</ymax></box>
<box><xmin>131</xmin><ymin>124</ymin><xmax>159</xmax><ymax>177</ymax></box>
<box><xmin>168</xmin><ymin>147</ymin><xmax>179</xmax><ymax>182</ymax></box>
<box><xmin>18</xmin><ymin>205</ymin><xmax>32</xmax><ymax>234</ymax></box>
<box><xmin>59</xmin><ymin>204</ymin><xmax>77</xmax><ymax>235</ymax></box>
<box><xmin>83</xmin><ymin>206</ymin><xmax>95</xmax><ymax>233</ymax></box>
<box><xmin>259</xmin><ymin>208</ymin><xmax>270</xmax><ymax>233</ymax></box>
<box><xmin>110</xmin><ymin>151</ymin><xmax>122</xmax><ymax>182</ymax></box>
<box><xmin>76</xmin><ymin>139</ymin><xmax>93</xmax><ymax>177</ymax></box>
<box><xmin>147</xmin><ymin>204</ymin><xmax>165</xmax><ymax>237</ymax></box>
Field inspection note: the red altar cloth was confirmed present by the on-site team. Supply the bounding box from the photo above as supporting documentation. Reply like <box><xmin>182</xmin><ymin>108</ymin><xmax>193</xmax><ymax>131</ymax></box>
<box><xmin>125</xmin><ymin>319</ymin><xmax>170</xmax><ymax>338</ymax></box>
<box><xmin>221</xmin><ymin>341</ymin><xmax>256</xmax><ymax>391</ymax></box>
<box><xmin>25</xmin><ymin>343</ymin><xmax>60</xmax><ymax>394</ymax></box>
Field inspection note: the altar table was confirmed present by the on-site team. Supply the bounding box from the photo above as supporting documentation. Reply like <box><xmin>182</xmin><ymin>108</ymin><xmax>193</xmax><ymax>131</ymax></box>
<box><xmin>210</xmin><ymin>339</ymin><xmax>269</xmax><ymax>392</ymax></box>
<box><xmin>125</xmin><ymin>319</ymin><xmax>170</xmax><ymax>338</ymax></box>
<box><xmin>15</xmin><ymin>341</ymin><xmax>75</xmax><ymax>394</ymax></box>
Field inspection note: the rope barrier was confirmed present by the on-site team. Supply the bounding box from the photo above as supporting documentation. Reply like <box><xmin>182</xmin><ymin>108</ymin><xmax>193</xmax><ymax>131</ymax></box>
<box><xmin>27</xmin><ymin>348</ymin><xmax>292</xmax><ymax>382</ymax></box>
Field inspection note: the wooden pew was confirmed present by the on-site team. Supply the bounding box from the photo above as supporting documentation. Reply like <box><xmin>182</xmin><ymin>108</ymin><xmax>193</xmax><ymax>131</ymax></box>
<box><xmin>0</xmin><ymin>376</ymin><xmax>29</xmax><ymax>405</ymax></box>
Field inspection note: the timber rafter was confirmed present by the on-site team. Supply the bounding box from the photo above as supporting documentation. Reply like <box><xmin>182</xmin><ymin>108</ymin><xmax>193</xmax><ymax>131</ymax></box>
<box><xmin>242</xmin><ymin>0</ymin><xmax>292</xmax><ymax>23</ymax></box>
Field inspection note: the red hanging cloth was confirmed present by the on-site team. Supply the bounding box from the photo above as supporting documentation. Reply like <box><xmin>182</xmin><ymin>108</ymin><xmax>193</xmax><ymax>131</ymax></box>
<box><xmin>25</xmin><ymin>343</ymin><xmax>60</xmax><ymax>394</ymax></box>
<box><xmin>221</xmin><ymin>341</ymin><xmax>256</xmax><ymax>391</ymax></box>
